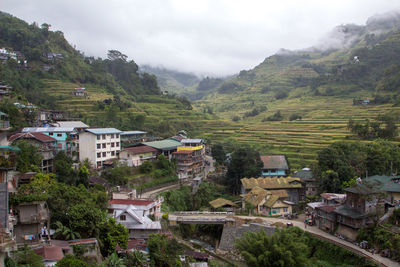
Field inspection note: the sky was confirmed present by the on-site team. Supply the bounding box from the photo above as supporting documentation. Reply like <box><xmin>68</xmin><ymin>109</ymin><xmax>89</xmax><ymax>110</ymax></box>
<box><xmin>2</xmin><ymin>0</ymin><xmax>400</xmax><ymax>76</ymax></box>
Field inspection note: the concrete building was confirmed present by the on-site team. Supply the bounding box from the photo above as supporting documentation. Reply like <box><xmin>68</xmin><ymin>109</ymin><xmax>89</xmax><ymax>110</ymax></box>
<box><xmin>119</xmin><ymin>145</ymin><xmax>157</xmax><ymax>167</ymax></box>
<box><xmin>79</xmin><ymin>128</ymin><xmax>122</xmax><ymax>169</ymax></box>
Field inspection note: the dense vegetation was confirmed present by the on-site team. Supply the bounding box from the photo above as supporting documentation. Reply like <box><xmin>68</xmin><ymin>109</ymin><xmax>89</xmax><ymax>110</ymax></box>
<box><xmin>236</xmin><ymin>227</ymin><xmax>376</xmax><ymax>267</ymax></box>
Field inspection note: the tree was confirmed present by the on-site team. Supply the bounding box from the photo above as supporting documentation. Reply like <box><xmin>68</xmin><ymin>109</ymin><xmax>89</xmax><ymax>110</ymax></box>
<box><xmin>102</xmin><ymin>253</ymin><xmax>126</xmax><ymax>267</ymax></box>
<box><xmin>226</xmin><ymin>146</ymin><xmax>263</xmax><ymax>194</ymax></box>
<box><xmin>147</xmin><ymin>234</ymin><xmax>184</xmax><ymax>267</ymax></box>
<box><xmin>211</xmin><ymin>144</ymin><xmax>226</xmax><ymax>165</ymax></box>
<box><xmin>98</xmin><ymin>218</ymin><xmax>129</xmax><ymax>257</ymax></box>
<box><xmin>55</xmin><ymin>254</ymin><xmax>89</xmax><ymax>267</ymax></box>
<box><xmin>12</xmin><ymin>245</ymin><xmax>44</xmax><ymax>267</ymax></box>
<box><xmin>54</xmin><ymin>151</ymin><xmax>76</xmax><ymax>185</ymax></box>
<box><xmin>123</xmin><ymin>251</ymin><xmax>146</xmax><ymax>267</ymax></box>
<box><xmin>15</xmin><ymin>140</ymin><xmax>42</xmax><ymax>173</ymax></box>
<box><xmin>54</xmin><ymin>221</ymin><xmax>81</xmax><ymax>240</ymax></box>
<box><xmin>235</xmin><ymin>228</ymin><xmax>309</xmax><ymax>267</ymax></box>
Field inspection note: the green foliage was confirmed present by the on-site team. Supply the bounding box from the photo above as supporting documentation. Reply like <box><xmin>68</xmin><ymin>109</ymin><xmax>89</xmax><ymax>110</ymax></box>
<box><xmin>135</xmin><ymin>175</ymin><xmax>178</xmax><ymax>191</ymax></box>
<box><xmin>139</xmin><ymin>160</ymin><xmax>153</xmax><ymax>173</ymax></box>
<box><xmin>0</xmin><ymin>99</ymin><xmax>28</xmax><ymax>129</ymax></box>
<box><xmin>12</xmin><ymin>245</ymin><xmax>44</xmax><ymax>267</ymax></box>
<box><xmin>156</xmin><ymin>154</ymin><xmax>176</xmax><ymax>176</ymax></box>
<box><xmin>98</xmin><ymin>218</ymin><xmax>129</xmax><ymax>257</ymax></box>
<box><xmin>211</xmin><ymin>143</ymin><xmax>226</xmax><ymax>165</ymax></box>
<box><xmin>55</xmin><ymin>254</ymin><xmax>89</xmax><ymax>267</ymax></box>
<box><xmin>289</xmin><ymin>113</ymin><xmax>302</xmax><ymax>121</ymax></box>
<box><xmin>226</xmin><ymin>145</ymin><xmax>263</xmax><ymax>194</ymax></box>
<box><xmin>263</xmin><ymin>110</ymin><xmax>283</xmax><ymax>122</ymax></box>
<box><xmin>54</xmin><ymin>151</ymin><xmax>76</xmax><ymax>185</ymax></box>
<box><xmin>275</xmin><ymin>91</ymin><xmax>288</xmax><ymax>100</ymax></box>
<box><xmin>314</xmin><ymin>140</ymin><xmax>400</xmax><ymax>193</ymax></box>
<box><xmin>243</xmin><ymin>106</ymin><xmax>267</xmax><ymax>118</ymax></box>
<box><xmin>122</xmin><ymin>250</ymin><xmax>147</xmax><ymax>267</ymax></box>
<box><xmin>235</xmin><ymin>228</ymin><xmax>309</xmax><ymax>267</ymax></box>
<box><xmin>389</xmin><ymin>209</ymin><xmax>400</xmax><ymax>226</ymax></box>
<box><xmin>102</xmin><ymin>252</ymin><xmax>126</xmax><ymax>267</ymax></box>
<box><xmin>147</xmin><ymin>233</ymin><xmax>184</xmax><ymax>267</ymax></box>
<box><xmin>14</xmin><ymin>140</ymin><xmax>42</xmax><ymax>173</ymax></box>
<box><xmin>54</xmin><ymin>221</ymin><xmax>81</xmax><ymax>240</ymax></box>
<box><xmin>101</xmin><ymin>165</ymin><xmax>131</xmax><ymax>186</ymax></box>
<box><xmin>348</xmin><ymin>113</ymin><xmax>399</xmax><ymax>140</ymax></box>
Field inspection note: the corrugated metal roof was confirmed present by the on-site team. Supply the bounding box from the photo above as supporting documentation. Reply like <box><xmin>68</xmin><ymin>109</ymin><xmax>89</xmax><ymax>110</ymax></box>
<box><xmin>143</xmin><ymin>139</ymin><xmax>181</xmax><ymax>150</ymax></box>
<box><xmin>85</xmin><ymin>128</ymin><xmax>122</xmax><ymax>135</ymax></box>
<box><xmin>121</xmin><ymin>131</ymin><xmax>147</xmax><ymax>135</ymax></box>
<box><xmin>54</xmin><ymin>121</ymin><xmax>89</xmax><ymax>128</ymax></box>
<box><xmin>122</xmin><ymin>145</ymin><xmax>157</xmax><ymax>155</ymax></box>
<box><xmin>22</xmin><ymin>127</ymin><xmax>75</xmax><ymax>133</ymax></box>
<box><xmin>181</xmin><ymin>139</ymin><xmax>203</xmax><ymax>143</ymax></box>
<box><xmin>261</xmin><ymin>155</ymin><xmax>289</xmax><ymax>170</ymax></box>
<box><xmin>241</xmin><ymin>177</ymin><xmax>302</xmax><ymax>190</ymax></box>
<box><xmin>9</xmin><ymin>132</ymin><xmax>56</xmax><ymax>143</ymax></box>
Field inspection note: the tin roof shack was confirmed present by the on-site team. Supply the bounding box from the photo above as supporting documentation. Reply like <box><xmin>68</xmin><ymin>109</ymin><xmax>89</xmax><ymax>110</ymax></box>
<box><xmin>120</xmin><ymin>131</ymin><xmax>148</xmax><ymax>146</ymax></box>
<box><xmin>108</xmin><ymin>198</ymin><xmax>163</xmax><ymax>239</ymax></box>
<box><xmin>293</xmin><ymin>168</ymin><xmax>317</xmax><ymax>196</ymax></box>
<box><xmin>241</xmin><ymin>177</ymin><xmax>304</xmax><ymax>203</ymax></box>
<box><xmin>142</xmin><ymin>139</ymin><xmax>182</xmax><ymax>159</ymax></box>
<box><xmin>260</xmin><ymin>155</ymin><xmax>289</xmax><ymax>177</ymax></box>
<box><xmin>13</xmin><ymin>201</ymin><xmax>50</xmax><ymax>245</ymax></box>
<box><xmin>336</xmin><ymin>184</ymin><xmax>385</xmax><ymax>241</ymax></box>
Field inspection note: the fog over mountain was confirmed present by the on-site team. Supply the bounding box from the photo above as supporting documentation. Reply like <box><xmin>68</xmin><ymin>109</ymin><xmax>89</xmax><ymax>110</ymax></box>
<box><xmin>2</xmin><ymin>0</ymin><xmax>400</xmax><ymax>76</ymax></box>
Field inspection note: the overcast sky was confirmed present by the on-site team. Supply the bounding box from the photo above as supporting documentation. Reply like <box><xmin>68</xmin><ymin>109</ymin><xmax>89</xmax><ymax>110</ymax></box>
<box><xmin>2</xmin><ymin>0</ymin><xmax>400</xmax><ymax>76</ymax></box>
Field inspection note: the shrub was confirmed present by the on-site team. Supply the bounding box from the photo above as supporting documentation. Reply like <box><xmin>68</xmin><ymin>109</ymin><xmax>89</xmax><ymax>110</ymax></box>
<box><xmin>263</xmin><ymin>111</ymin><xmax>283</xmax><ymax>121</ymax></box>
<box><xmin>140</xmin><ymin>161</ymin><xmax>153</xmax><ymax>173</ymax></box>
<box><xmin>289</xmin><ymin>113</ymin><xmax>302</xmax><ymax>121</ymax></box>
<box><xmin>232</xmin><ymin>115</ymin><xmax>241</xmax><ymax>121</ymax></box>
<box><xmin>275</xmin><ymin>91</ymin><xmax>288</xmax><ymax>99</ymax></box>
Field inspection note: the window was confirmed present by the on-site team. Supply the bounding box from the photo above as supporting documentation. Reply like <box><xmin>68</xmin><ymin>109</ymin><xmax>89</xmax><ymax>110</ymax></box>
<box><xmin>49</xmin><ymin>133</ymin><xmax>53</xmax><ymax>136</ymax></box>
<box><xmin>283</xmin><ymin>208</ymin><xmax>288</xmax><ymax>212</ymax></box>
<box><xmin>102</xmin><ymin>134</ymin><xmax>106</xmax><ymax>140</ymax></box>
<box><xmin>97</xmin><ymin>135</ymin><xmax>100</xmax><ymax>140</ymax></box>
<box><xmin>57</xmin><ymin>133</ymin><xmax>62</xmax><ymax>137</ymax></box>
<box><xmin>97</xmin><ymin>144</ymin><xmax>101</xmax><ymax>149</ymax></box>
<box><xmin>102</xmin><ymin>152</ymin><xmax>106</xmax><ymax>157</ymax></box>
<box><xmin>116</xmin><ymin>134</ymin><xmax>119</xmax><ymax>138</ymax></box>
<box><xmin>111</xmin><ymin>143</ymin><xmax>115</xmax><ymax>147</ymax></box>
<box><xmin>102</xmin><ymin>143</ymin><xmax>106</xmax><ymax>148</ymax></box>
<box><xmin>97</xmin><ymin>153</ymin><xmax>101</xmax><ymax>158</ymax></box>
<box><xmin>111</xmin><ymin>134</ymin><xmax>114</xmax><ymax>139</ymax></box>
<box><xmin>116</xmin><ymin>142</ymin><xmax>120</xmax><ymax>147</ymax></box>
<box><xmin>111</xmin><ymin>151</ymin><xmax>115</xmax><ymax>156</ymax></box>
<box><xmin>120</xmin><ymin>215</ymin><xmax>126</xmax><ymax>221</ymax></box>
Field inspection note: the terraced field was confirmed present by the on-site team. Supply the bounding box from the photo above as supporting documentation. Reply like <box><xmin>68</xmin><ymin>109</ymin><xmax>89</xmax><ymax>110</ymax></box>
<box><xmin>196</xmin><ymin>95</ymin><xmax>400</xmax><ymax>171</ymax></box>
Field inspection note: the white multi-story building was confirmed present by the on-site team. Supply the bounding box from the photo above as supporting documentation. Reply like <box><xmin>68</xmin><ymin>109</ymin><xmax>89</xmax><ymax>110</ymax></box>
<box><xmin>79</xmin><ymin>128</ymin><xmax>122</xmax><ymax>169</ymax></box>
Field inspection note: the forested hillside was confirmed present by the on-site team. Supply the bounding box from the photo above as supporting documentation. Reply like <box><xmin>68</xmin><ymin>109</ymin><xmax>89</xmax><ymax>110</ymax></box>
<box><xmin>0</xmin><ymin>11</ymin><xmax>211</xmax><ymax>136</ymax></box>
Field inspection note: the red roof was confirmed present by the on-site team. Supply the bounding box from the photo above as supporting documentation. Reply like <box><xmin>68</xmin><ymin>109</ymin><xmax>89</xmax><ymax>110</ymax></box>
<box><xmin>123</xmin><ymin>145</ymin><xmax>157</xmax><ymax>155</ymax></box>
<box><xmin>9</xmin><ymin>132</ymin><xmax>56</xmax><ymax>143</ymax></box>
<box><xmin>109</xmin><ymin>199</ymin><xmax>154</xmax><ymax>206</ymax></box>
<box><xmin>68</xmin><ymin>238</ymin><xmax>97</xmax><ymax>245</ymax></box>
<box><xmin>34</xmin><ymin>246</ymin><xmax>64</xmax><ymax>261</ymax></box>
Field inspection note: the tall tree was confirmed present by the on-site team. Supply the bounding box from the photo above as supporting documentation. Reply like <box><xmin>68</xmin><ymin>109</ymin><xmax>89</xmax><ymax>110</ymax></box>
<box><xmin>226</xmin><ymin>145</ymin><xmax>263</xmax><ymax>194</ymax></box>
<box><xmin>15</xmin><ymin>140</ymin><xmax>42</xmax><ymax>173</ymax></box>
<box><xmin>147</xmin><ymin>233</ymin><xmax>184</xmax><ymax>267</ymax></box>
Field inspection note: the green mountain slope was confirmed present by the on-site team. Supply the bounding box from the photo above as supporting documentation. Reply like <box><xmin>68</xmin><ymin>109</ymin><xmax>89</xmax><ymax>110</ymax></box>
<box><xmin>0</xmin><ymin>11</ymin><xmax>213</xmax><ymax>137</ymax></box>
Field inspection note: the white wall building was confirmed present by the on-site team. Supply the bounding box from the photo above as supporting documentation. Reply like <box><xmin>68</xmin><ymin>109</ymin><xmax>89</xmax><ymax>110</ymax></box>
<box><xmin>79</xmin><ymin>128</ymin><xmax>122</xmax><ymax>169</ymax></box>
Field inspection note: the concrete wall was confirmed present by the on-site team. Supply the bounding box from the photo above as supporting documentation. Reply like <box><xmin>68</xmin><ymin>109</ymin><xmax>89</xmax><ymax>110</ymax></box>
<box><xmin>337</xmin><ymin>224</ymin><xmax>358</xmax><ymax>241</ymax></box>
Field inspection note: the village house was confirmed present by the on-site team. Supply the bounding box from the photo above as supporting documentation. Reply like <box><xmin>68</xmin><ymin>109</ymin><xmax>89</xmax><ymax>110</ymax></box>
<box><xmin>108</xmin><ymin>198</ymin><xmax>163</xmax><ymax>239</ymax></box>
<box><xmin>141</xmin><ymin>139</ymin><xmax>182</xmax><ymax>159</ymax></box>
<box><xmin>241</xmin><ymin>186</ymin><xmax>293</xmax><ymax>216</ymax></box>
<box><xmin>22</xmin><ymin>127</ymin><xmax>77</xmax><ymax>153</ymax></box>
<box><xmin>13</xmin><ymin>201</ymin><xmax>50</xmax><ymax>245</ymax></box>
<box><xmin>260</xmin><ymin>155</ymin><xmax>289</xmax><ymax>177</ymax></box>
<box><xmin>120</xmin><ymin>131</ymin><xmax>149</xmax><ymax>146</ymax></box>
<box><xmin>366</xmin><ymin>175</ymin><xmax>400</xmax><ymax>204</ymax></box>
<box><xmin>9</xmin><ymin>132</ymin><xmax>58</xmax><ymax>173</ymax></box>
<box><xmin>293</xmin><ymin>167</ymin><xmax>317</xmax><ymax>195</ymax></box>
<box><xmin>209</xmin><ymin>198</ymin><xmax>237</xmax><ymax>212</ymax></box>
<box><xmin>241</xmin><ymin>177</ymin><xmax>304</xmax><ymax>203</ymax></box>
<box><xmin>119</xmin><ymin>145</ymin><xmax>157</xmax><ymax>167</ymax></box>
<box><xmin>312</xmin><ymin>193</ymin><xmax>346</xmax><ymax>233</ymax></box>
<box><xmin>36</xmin><ymin>109</ymin><xmax>65</xmax><ymax>125</ymax></box>
<box><xmin>72</xmin><ymin>87</ymin><xmax>88</xmax><ymax>97</ymax></box>
<box><xmin>335</xmin><ymin>183</ymin><xmax>384</xmax><ymax>241</ymax></box>
<box><xmin>79</xmin><ymin>128</ymin><xmax>122</xmax><ymax>169</ymax></box>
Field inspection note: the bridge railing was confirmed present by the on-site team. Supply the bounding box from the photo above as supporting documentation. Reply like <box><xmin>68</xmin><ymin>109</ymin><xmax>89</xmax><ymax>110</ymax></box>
<box><xmin>171</xmin><ymin>211</ymin><xmax>234</xmax><ymax>216</ymax></box>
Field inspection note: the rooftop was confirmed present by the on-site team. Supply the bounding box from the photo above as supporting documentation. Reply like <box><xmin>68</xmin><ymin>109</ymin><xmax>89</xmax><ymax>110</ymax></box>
<box><xmin>22</xmin><ymin>127</ymin><xmax>75</xmax><ymax>133</ymax></box>
<box><xmin>320</xmin><ymin>193</ymin><xmax>346</xmax><ymax>201</ymax></box>
<box><xmin>122</xmin><ymin>145</ymin><xmax>157</xmax><ymax>155</ymax></box>
<box><xmin>9</xmin><ymin>132</ymin><xmax>57</xmax><ymax>143</ymax></box>
<box><xmin>344</xmin><ymin>183</ymin><xmax>381</xmax><ymax>195</ymax></box>
<box><xmin>54</xmin><ymin>121</ymin><xmax>89</xmax><ymax>128</ymax></box>
<box><xmin>181</xmin><ymin>139</ymin><xmax>203</xmax><ymax>144</ymax></box>
<box><xmin>209</xmin><ymin>198</ymin><xmax>237</xmax><ymax>208</ymax></box>
<box><xmin>109</xmin><ymin>199</ymin><xmax>155</xmax><ymax>206</ymax></box>
<box><xmin>241</xmin><ymin>177</ymin><xmax>302</xmax><ymax>190</ymax></box>
<box><xmin>34</xmin><ymin>246</ymin><xmax>64</xmax><ymax>261</ymax></box>
<box><xmin>366</xmin><ymin>175</ymin><xmax>400</xmax><ymax>193</ymax></box>
<box><xmin>85</xmin><ymin>128</ymin><xmax>122</xmax><ymax>135</ymax></box>
<box><xmin>142</xmin><ymin>139</ymin><xmax>181</xmax><ymax>150</ymax></box>
<box><xmin>335</xmin><ymin>206</ymin><xmax>368</xmax><ymax>219</ymax></box>
<box><xmin>260</xmin><ymin>155</ymin><xmax>289</xmax><ymax>170</ymax></box>
<box><xmin>121</xmin><ymin>131</ymin><xmax>147</xmax><ymax>135</ymax></box>
<box><xmin>293</xmin><ymin>169</ymin><xmax>313</xmax><ymax>181</ymax></box>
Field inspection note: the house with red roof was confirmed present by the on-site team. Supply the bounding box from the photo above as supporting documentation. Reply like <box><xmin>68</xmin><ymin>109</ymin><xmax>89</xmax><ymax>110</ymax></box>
<box><xmin>108</xmin><ymin>197</ymin><xmax>163</xmax><ymax>239</ymax></box>
<box><xmin>9</xmin><ymin>132</ymin><xmax>57</xmax><ymax>173</ymax></box>
<box><xmin>119</xmin><ymin>145</ymin><xmax>157</xmax><ymax>167</ymax></box>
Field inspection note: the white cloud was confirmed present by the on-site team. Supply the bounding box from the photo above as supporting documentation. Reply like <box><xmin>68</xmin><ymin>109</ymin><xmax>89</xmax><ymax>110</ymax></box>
<box><xmin>2</xmin><ymin>0</ymin><xmax>400</xmax><ymax>75</ymax></box>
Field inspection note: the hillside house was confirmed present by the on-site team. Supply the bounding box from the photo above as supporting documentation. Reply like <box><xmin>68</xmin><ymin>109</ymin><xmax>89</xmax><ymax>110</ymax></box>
<box><xmin>366</xmin><ymin>175</ymin><xmax>400</xmax><ymax>204</ymax></box>
<box><xmin>108</xmin><ymin>198</ymin><xmax>163</xmax><ymax>239</ymax></box>
<box><xmin>79</xmin><ymin>128</ymin><xmax>122</xmax><ymax>169</ymax></box>
<box><xmin>313</xmin><ymin>193</ymin><xmax>346</xmax><ymax>233</ymax></box>
<box><xmin>13</xmin><ymin>201</ymin><xmax>50</xmax><ymax>245</ymax></box>
<box><xmin>241</xmin><ymin>187</ymin><xmax>293</xmax><ymax>216</ymax></box>
<box><xmin>9</xmin><ymin>132</ymin><xmax>57</xmax><ymax>173</ymax></box>
<box><xmin>335</xmin><ymin>184</ymin><xmax>384</xmax><ymax>241</ymax></box>
<box><xmin>260</xmin><ymin>155</ymin><xmax>289</xmax><ymax>177</ymax></box>
<box><xmin>142</xmin><ymin>139</ymin><xmax>182</xmax><ymax>159</ymax></box>
<box><xmin>241</xmin><ymin>177</ymin><xmax>304</xmax><ymax>203</ymax></box>
<box><xmin>72</xmin><ymin>87</ymin><xmax>88</xmax><ymax>97</ymax></box>
<box><xmin>173</xmin><ymin>149</ymin><xmax>204</xmax><ymax>181</ymax></box>
<box><xmin>119</xmin><ymin>145</ymin><xmax>157</xmax><ymax>167</ymax></box>
<box><xmin>22</xmin><ymin>127</ymin><xmax>77</xmax><ymax>152</ymax></box>
<box><xmin>293</xmin><ymin>168</ymin><xmax>317</xmax><ymax>195</ymax></box>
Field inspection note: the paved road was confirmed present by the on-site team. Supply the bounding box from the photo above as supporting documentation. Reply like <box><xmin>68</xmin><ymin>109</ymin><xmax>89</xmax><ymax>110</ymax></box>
<box><xmin>139</xmin><ymin>183</ymin><xmax>181</xmax><ymax>199</ymax></box>
<box><xmin>237</xmin><ymin>216</ymin><xmax>399</xmax><ymax>267</ymax></box>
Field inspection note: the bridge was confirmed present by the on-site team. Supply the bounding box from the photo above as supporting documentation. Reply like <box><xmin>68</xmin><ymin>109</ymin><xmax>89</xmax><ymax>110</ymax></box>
<box><xmin>168</xmin><ymin>211</ymin><xmax>235</xmax><ymax>225</ymax></box>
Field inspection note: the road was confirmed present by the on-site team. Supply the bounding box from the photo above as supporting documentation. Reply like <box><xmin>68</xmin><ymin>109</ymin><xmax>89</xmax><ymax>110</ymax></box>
<box><xmin>237</xmin><ymin>216</ymin><xmax>399</xmax><ymax>267</ymax></box>
<box><xmin>139</xmin><ymin>183</ymin><xmax>181</xmax><ymax>199</ymax></box>
<box><xmin>205</xmin><ymin>155</ymin><xmax>215</xmax><ymax>177</ymax></box>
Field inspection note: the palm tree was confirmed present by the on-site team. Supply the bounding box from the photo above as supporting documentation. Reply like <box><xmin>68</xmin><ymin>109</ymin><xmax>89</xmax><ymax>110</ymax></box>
<box><xmin>54</xmin><ymin>221</ymin><xmax>81</xmax><ymax>240</ymax></box>
<box><xmin>102</xmin><ymin>253</ymin><xmax>126</xmax><ymax>267</ymax></box>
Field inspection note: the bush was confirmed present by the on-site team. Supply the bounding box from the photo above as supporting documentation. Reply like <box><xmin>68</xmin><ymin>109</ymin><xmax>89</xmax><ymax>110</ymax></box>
<box><xmin>263</xmin><ymin>111</ymin><xmax>284</xmax><ymax>121</ymax></box>
<box><xmin>232</xmin><ymin>115</ymin><xmax>241</xmax><ymax>121</ymax></box>
<box><xmin>275</xmin><ymin>91</ymin><xmax>288</xmax><ymax>99</ymax></box>
<box><xmin>289</xmin><ymin>113</ymin><xmax>302</xmax><ymax>121</ymax></box>
<box><xmin>140</xmin><ymin>161</ymin><xmax>153</xmax><ymax>173</ymax></box>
